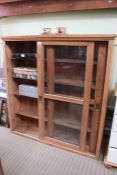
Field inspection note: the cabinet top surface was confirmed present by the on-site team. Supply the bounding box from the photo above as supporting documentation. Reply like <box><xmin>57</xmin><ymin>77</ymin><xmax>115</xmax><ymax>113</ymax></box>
<box><xmin>2</xmin><ymin>34</ymin><xmax>115</xmax><ymax>41</ymax></box>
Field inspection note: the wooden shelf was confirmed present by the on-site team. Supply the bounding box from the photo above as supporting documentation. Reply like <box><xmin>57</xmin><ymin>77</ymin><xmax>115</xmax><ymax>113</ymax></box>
<box><xmin>55</xmin><ymin>58</ymin><xmax>97</xmax><ymax>65</ymax></box>
<box><xmin>46</xmin><ymin>116</ymin><xmax>91</xmax><ymax>132</ymax></box>
<box><xmin>13</xmin><ymin>126</ymin><xmax>39</xmax><ymax>139</ymax></box>
<box><xmin>14</xmin><ymin>91</ymin><xmax>38</xmax><ymax>99</ymax></box>
<box><xmin>54</xmin><ymin>125</ymin><xmax>80</xmax><ymax>146</ymax></box>
<box><xmin>55</xmin><ymin>77</ymin><xmax>95</xmax><ymax>89</ymax></box>
<box><xmin>54</xmin><ymin>117</ymin><xmax>91</xmax><ymax>132</ymax></box>
<box><xmin>15</xmin><ymin>110</ymin><xmax>38</xmax><ymax>119</ymax></box>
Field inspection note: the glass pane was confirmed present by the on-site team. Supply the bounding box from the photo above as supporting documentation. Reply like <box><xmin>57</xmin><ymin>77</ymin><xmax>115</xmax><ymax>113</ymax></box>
<box><xmin>91</xmin><ymin>44</ymin><xmax>98</xmax><ymax>99</ymax></box>
<box><xmin>45</xmin><ymin>100</ymin><xmax>83</xmax><ymax>145</ymax></box>
<box><xmin>45</xmin><ymin>45</ymin><xmax>88</xmax><ymax>98</ymax></box>
<box><xmin>86</xmin><ymin>107</ymin><xmax>93</xmax><ymax>145</ymax></box>
<box><xmin>86</xmin><ymin>105</ymin><xmax>99</xmax><ymax>152</ymax></box>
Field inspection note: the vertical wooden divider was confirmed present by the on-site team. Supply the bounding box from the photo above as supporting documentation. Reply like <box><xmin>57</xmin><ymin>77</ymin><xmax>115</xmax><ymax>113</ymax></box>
<box><xmin>89</xmin><ymin>43</ymin><xmax>107</xmax><ymax>153</ymax></box>
<box><xmin>37</xmin><ymin>42</ymin><xmax>45</xmax><ymax>139</ymax></box>
<box><xmin>80</xmin><ymin>42</ymin><xmax>94</xmax><ymax>151</ymax></box>
<box><xmin>96</xmin><ymin>40</ymin><xmax>114</xmax><ymax>159</ymax></box>
<box><xmin>47</xmin><ymin>46</ymin><xmax>55</xmax><ymax>137</ymax></box>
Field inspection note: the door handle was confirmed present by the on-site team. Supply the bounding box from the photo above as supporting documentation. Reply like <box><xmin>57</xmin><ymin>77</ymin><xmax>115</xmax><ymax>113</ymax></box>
<box><xmin>39</xmin><ymin>96</ymin><xmax>43</xmax><ymax>101</ymax></box>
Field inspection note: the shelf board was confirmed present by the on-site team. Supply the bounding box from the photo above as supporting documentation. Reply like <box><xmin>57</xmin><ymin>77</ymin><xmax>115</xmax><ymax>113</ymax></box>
<box><xmin>54</xmin><ymin>117</ymin><xmax>91</xmax><ymax>132</ymax></box>
<box><xmin>15</xmin><ymin>110</ymin><xmax>38</xmax><ymax>119</ymax></box>
<box><xmin>54</xmin><ymin>117</ymin><xmax>80</xmax><ymax>130</ymax></box>
<box><xmin>45</xmin><ymin>110</ymin><xmax>91</xmax><ymax>131</ymax></box>
<box><xmin>55</xmin><ymin>58</ymin><xmax>97</xmax><ymax>65</ymax></box>
<box><xmin>14</xmin><ymin>91</ymin><xmax>38</xmax><ymax>99</ymax></box>
<box><xmin>54</xmin><ymin>77</ymin><xmax>95</xmax><ymax>89</ymax></box>
<box><xmin>13</xmin><ymin>126</ymin><xmax>39</xmax><ymax>139</ymax></box>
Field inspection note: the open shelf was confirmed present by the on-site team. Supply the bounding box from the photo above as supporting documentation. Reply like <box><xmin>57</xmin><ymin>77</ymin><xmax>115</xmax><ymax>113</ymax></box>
<box><xmin>14</xmin><ymin>95</ymin><xmax>38</xmax><ymax>119</ymax></box>
<box><xmin>14</xmin><ymin>90</ymin><xmax>38</xmax><ymax>99</ymax></box>
<box><xmin>14</xmin><ymin>126</ymin><xmax>39</xmax><ymax>139</ymax></box>
<box><xmin>14</xmin><ymin>114</ymin><xmax>39</xmax><ymax>139</ymax></box>
<box><xmin>15</xmin><ymin>109</ymin><xmax>38</xmax><ymax>119</ymax></box>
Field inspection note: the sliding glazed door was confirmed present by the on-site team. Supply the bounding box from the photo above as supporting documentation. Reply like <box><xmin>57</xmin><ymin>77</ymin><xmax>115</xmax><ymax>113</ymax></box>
<box><xmin>38</xmin><ymin>41</ymin><xmax>107</xmax><ymax>153</ymax></box>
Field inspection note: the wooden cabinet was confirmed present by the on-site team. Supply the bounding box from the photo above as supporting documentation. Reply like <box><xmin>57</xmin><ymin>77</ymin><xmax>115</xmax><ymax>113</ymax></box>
<box><xmin>3</xmin><ymin>35</ymin><xmax>114</xmax><ymax>159</ymax></box>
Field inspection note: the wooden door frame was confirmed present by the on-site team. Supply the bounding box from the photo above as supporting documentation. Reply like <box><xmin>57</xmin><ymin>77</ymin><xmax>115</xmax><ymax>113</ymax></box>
<box><xmin>95</xmin><ymin>40</ymin><xmax>114</xmax><ymax>159</ymax></box>
<box><xmin>80</xmin><ymin>42</ymin><xmax>95</xmax><ymax>151</ymax></box>
<box><xmin>38</xmin><ymin>40</ymin><xmax>98</xmax><ymax>157</ymax></box>
<box><xmin>89</xmin><ymin>42</ymin><xmax>107</xmax><ymax>153</ymax></box>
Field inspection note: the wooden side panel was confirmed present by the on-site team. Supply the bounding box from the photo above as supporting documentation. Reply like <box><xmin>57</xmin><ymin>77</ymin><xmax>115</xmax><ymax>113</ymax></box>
<box><xmin>4</xmin><ymin>42</ymin><xmax>17</xmax><ymax>129</ymax></box>
<box><xmin>89</xmin><ymin>43</ymin><xmax>107</xmax><ymax>153</ymax></box>
<box><xmin>80</xmin><ymin>42</ymin><xmax>95</xmax><ymax>151</ymax></box>
<box><xmin>96</xmin><ymin>40</ymin><xmax>114</xmax><ymax>159</ymax></box>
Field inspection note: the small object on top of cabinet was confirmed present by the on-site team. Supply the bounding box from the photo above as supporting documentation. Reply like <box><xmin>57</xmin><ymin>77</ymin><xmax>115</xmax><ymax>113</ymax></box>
<box><xmin>13</xmin><ymin>67</ymin><xmax>37</xmax><ymax>80</ymax></box>
<box><xmin>57</xmin><ymin>27</ymin><xmax>66</xmax><ymax>34</ymax></box>
<box><xmin>19</xmin><ymin>84</ymin><xmax>38</xmax><ymax>98</ymax></box>
<box><xmin>42</xmin><ymin>28</ymin><xmax>51</xmax><ymax>34</ymax></box>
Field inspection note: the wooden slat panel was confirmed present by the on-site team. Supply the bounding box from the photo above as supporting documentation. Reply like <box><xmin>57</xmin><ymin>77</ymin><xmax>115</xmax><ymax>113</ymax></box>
<box><xmin>89</xmin><ymin>43</ymin><xmax>107</xmax><ymax>153</ymax></box>
<box><xmin>37</xmin><ymin>42</ymin><xmax>45</xmax><ymax>139</ymax></box>
<box><xmin>80</xmin><ymin>42</ymin><xmax>95</xmax><ymax>151</ymax></box>
<box><xmin>96</xmin><ymin>40</ymin><xmax>114</xmax><ymax>159</ymax></box>
<box><xmin>4</xmin><ymin>42</ymin><xmax>18</xmax><ymax>130</ymax></box>
<box><xmin>0</xmin><ymin>0</ymin><xmax>117</xmax><ymax>17</ymax></box>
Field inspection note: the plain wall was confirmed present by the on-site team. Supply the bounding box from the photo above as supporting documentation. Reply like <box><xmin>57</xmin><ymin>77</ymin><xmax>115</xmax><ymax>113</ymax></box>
<box><xmin>0</xmin><ymin>9</ymin><xmax>117</xmax><ymax>107</ymax></box>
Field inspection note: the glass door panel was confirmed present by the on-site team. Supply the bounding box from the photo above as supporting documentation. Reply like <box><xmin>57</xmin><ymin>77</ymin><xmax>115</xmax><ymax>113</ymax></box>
<box><xmin>45</xmin><ymin>99</ymin><xmax>83</xmax><ymax>145</ymax></box>
<box><xmin>44</xmin><ymin>45</ymin><xmax>88</xmax><ymax>98</ymax></box>
<box><xmin>43</xmin><ymin>42</ymin><xmax>95</xmax><ymax>149</ymax></box>
<box><xmin>38</xmin><ymin>41</ymin><xmax>108</xmax><ymax>154</ymax></box>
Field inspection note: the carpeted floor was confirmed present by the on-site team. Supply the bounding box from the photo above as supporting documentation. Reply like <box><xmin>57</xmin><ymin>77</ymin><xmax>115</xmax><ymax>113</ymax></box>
<box><xmin>0</xmin><ymin>127</ymin><xmax>117</xmax><ymax>175</ymax></box>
